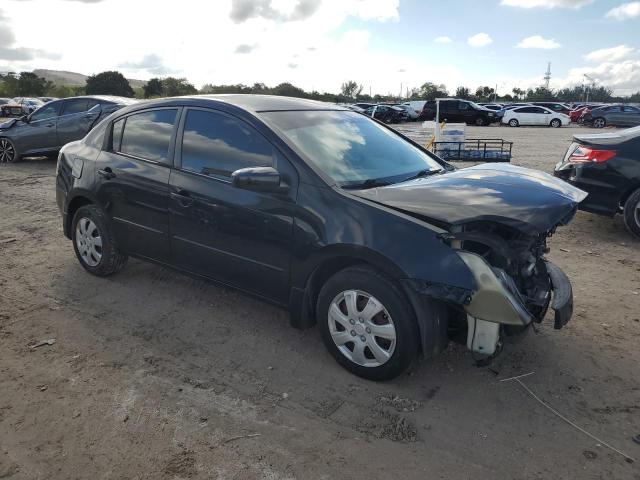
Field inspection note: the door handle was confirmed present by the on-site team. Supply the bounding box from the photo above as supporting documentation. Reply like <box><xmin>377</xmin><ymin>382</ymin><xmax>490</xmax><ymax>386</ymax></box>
<box><xmin>97</xmin><ymin>167</ymin><xmax>116</xmax><ymax>180</ymax></box>
<box><xmin>171</xmin><ymin>189</ymin><xmax>194</xmax><ymax>207</ymax></box>
<box><xmin>45</xmin><ymin>123</ymin><xmax>54</xmax><ymax>128</ymax></box>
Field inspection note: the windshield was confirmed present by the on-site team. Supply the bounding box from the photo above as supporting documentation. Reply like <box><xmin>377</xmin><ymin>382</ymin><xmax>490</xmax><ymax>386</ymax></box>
<box><xmin>262</xmin><ymin>110</ymin><xmax>443</xmax><ymax>186</ymax></box>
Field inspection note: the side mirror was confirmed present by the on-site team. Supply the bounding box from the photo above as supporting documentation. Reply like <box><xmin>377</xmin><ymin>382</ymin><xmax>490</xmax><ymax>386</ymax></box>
<box><xmin>231</xmin><ymin>166</ymin><xmax>284</xmax><ymax>193</ymax></box>
<box><xmin>20</xmin><ymin>115</ymin><xmax>30</xmax><ymax>123</ymax></box>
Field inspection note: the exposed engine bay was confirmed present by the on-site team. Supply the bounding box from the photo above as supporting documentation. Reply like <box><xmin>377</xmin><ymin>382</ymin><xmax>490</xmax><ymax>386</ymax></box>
<box><xmin>441</xmin><ymin>221</ymin><xmax>573</xmax><ymax>358</ymax></box>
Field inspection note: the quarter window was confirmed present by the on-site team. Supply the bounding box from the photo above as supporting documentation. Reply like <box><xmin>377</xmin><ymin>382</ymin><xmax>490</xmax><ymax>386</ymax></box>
<box><xmin>119</xmin><ymin>109</ymin><xmax>178</xmax><ymax>163</ymax></box>
<box><xmin>180</xmin><ymin>109</ymin><xmax>273</xmax><ymax>178</ymax></box>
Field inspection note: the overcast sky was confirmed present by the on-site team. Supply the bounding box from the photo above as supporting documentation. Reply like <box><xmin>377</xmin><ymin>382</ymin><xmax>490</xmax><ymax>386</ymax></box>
<box><xmin>1</xmin><ymin>0</ymin><xmax>639</xmax><ymax>95</ymax></box>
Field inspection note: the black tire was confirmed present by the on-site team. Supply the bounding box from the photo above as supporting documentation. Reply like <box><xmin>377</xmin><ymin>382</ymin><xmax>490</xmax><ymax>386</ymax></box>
<box><xmin>0</xmin><ymin>137</ymin><xmax>20</xmax><ymax>163</ymax></box>
<box><xmin>623</xmin><ymin>188</ymin><xmax>640</xmax><ymax>239</ymax></box>
<box><xmin>593</xmin><ymin>117</ymin><xmax>606</xmax><ymax>128</ymax></box>
<box><xmin>508</xmin><ymin>119</ymin><xmax>519</xmax><ymax>127</ymax></box>
<box><xmin>71</xmin><ymin>205</ymin><xmax>128</xmax><ymax>276</ymax></box>
<box><xmin>475</xmin><ymin>117</ymin><xmax>487</xmax><ymax>126</ymax></box>
<box><xmin>316</xmin><ymin>266</ymin><xmax>420</xmax><ymax>381</ymax></box>
<box><xmin>550</xmin><ymin>118</ymin><xmax>561</xmax><ymax>128</ymax></box>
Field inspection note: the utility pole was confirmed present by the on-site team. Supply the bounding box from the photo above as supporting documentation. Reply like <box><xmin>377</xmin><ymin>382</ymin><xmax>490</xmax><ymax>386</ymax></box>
<box><xmin>583</xmin><ymin>74</ymin><xmax>595</xmax><ymax>102</ymax></box>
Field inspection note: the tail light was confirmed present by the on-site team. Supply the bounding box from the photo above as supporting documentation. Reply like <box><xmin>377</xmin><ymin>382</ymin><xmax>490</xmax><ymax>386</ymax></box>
<box><xmin>568</xmin><ymin>146</ymin><xmax>616</xmax><ymax>164</ymax></box>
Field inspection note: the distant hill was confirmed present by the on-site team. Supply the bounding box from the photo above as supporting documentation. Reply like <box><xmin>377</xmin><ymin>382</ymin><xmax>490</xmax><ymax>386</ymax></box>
<box><xmin>33</xmin><ymin>69</ymin><xmax>147</xmax><ymax>88</ymax></box>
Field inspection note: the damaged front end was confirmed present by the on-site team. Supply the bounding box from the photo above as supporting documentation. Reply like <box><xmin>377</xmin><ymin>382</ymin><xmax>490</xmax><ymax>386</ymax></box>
<box><xmin>441</xmin><ymin>221</ymin><xmax>573</xmax><ymax>357</ymax></box>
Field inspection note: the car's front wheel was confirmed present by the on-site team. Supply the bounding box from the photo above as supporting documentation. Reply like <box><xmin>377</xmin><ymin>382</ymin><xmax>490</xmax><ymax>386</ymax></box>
<box><xmin>550</xmin><ymin>118</ymin><xmax>561</xmax><ymax>128</ymax></box>
<box><xmin>72</xmin><ymin>205</ymin><xmax>128</xmax><ymax>276</ymax></box>
<box><xmin>508</xmin><ymin>119</ymin><xmax>519</xmax><ymax>127</ymax></box>
<box><xmin>593</xmin><ymin>117</ymin><xmax>606</xmax><ymax>128</ymax></box>
<box><xmin>623</xmin><ymin>188</ymin><xmax>640</xmax><ymax>239</ymax></box>
<box><xmin>0</xmin><ymin>138</ymin><xmax>20</xmax><ymax>163</ymax></box>
<box><xmin>317</xmin><ymin>266</ymin><xmax>420</xmax><ymax>380</ymax></box>
<box><xmin>475</xmin><ymin>117</ymin><xmax>487</xmax><ymax>126</ymax></box>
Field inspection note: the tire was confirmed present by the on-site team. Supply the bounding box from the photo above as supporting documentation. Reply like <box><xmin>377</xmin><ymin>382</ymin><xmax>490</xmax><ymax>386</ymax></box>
<box><xmin>475</xmin><ymin>117</ymin><xmax>487</xmax><ymax>126</ymax></box>
<box><xmin>623</xmin><ymin>188</ymin><xmax>640</xmax><ymax>239</ymax></box>
<box><xmin>316</xmin><ymin>266</ymin><xmax>420</xmax><ymax>381</ymax></box>
<box><xmin>593</xmin><ymin>117</ymin><xmax>606</xmax><ymax>128</ymax></box>
<box><xmin>71</xmin><ymin>205</ymin><xmax>128</xmax><ymax>276</ymax></box>
<box><xmin>0</xmin><ymin>137</ymin><xmax>20</xmax><ymax>163</ymax></box>
<box><xmin>508</xmin><ymin>119</ymin><xmax>519</xmax><ymax>127</ymax></box>
<box><xmin>550</xmin><ymin>119</ymin><xmax>561</xmax><ymax>128</ymax></box>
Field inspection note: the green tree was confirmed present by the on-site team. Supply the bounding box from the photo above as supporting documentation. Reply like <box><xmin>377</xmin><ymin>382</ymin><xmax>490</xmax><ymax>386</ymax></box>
<box><xmin>143</xmin><ymin>78</ymin><xmax>164</xmax><ymax>98</ymax></box>
<box><xmin>474</xmin><ymin>86</ymin><xmax>495</xmax><ymax>102</ymax></box>
<box><xmin>85</xmin><ymin>71</ymin><xmax>134</xmax><ymax>97</ymax></box>
<box><xmin>512</xmin><ymin>87</ymin><xmax>524</xmax><ymax>101</ymax></box>
<box><xmin>161</xmin><ymin>77</ymin><xmax>197</xmax><ymax>96</ymax></box>
<box><xmin>414</xmin><ymin>82</ymin><xmax>448</xmax><ymax>101</ymax></box>
<box><xmin>340</xmin><ymin>80</ymin><xmax>363</xmax><ymax>100</ymax></box>
<box><xmin>270</xmin><ymin>82</ymin><xmax>307</xmax><ymax>98</ymax></box>
<box><xmin>455</xmin><ymin>86</ymin><xmax>471</xmax><ymax>99</ymax></box>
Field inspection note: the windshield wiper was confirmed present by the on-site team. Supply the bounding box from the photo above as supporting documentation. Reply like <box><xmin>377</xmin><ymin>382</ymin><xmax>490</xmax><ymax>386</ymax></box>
<box><xmin>341</xmin><ymin>178</ymin><xmax>393</xmax><ymax>190</ymax></box>
<box><xmin>401</xmin><ymin>169</ymin><xmax>443</xmax><ymax>183</ymax></box>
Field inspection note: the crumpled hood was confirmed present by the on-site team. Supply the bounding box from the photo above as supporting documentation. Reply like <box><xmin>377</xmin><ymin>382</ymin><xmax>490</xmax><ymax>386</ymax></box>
<box><xmin>0</xmin><ymin>118</ymin><xmax>17</xmax><ymax>130</ymax></box>
<box><xmin>351</xmin><ymin>163</ymin><xmax>587</xmax><ymax>234</ymax></box>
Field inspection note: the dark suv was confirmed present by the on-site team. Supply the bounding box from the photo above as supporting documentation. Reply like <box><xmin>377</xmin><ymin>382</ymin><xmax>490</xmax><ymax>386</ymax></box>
<box><xmin>419</xmin><ymin>99</ymin><xmax>497</xmax><ymax>126</ymax></box>
<box><xmin>56</xmin><ymin>95</ymin><xmax>583</xmax><ymax>380</ymax></box>
<box><xmin>0</xmin><ymin>95</ymin><xmax>136</xmax><ymax>162</ymax></box>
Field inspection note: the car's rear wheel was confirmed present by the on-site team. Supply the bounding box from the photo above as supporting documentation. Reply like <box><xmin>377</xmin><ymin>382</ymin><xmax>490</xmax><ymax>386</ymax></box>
<box><xmin>508</xmin><ymin>119</ymin><xmax>519</xmax><ymax>127</ymax></box>
<box><xmin>72</xmin><ymin>205</ymin><xmax>128</xmax><ymax>276</ymax></box>
<box><xmin>317</xmin><ymin>266</ymin><xmax>420</xmax><ymax>380</ymax></box>
<box><xmin>550</xmin><ymin>118</ymin><xmax>561</xmax><ymax>128</ymax></box>
<box><xmin>623</xmin><ymin>188</ymin><xmax>640</xmax><ymax>239</ymax></box>
<box><xmin>0</xmin><ymin>138</ymin><xmax>19</xmax><ymax>163</ymax></box>
<box><xmin>475</xmin><ymin>117</ymin><xmax>487</xmax><ymax>126</ymax></box>
<box><xmin>593</xmin><ymin>117</ymin><xmax>606</xmax><ymax>128</ymax></box>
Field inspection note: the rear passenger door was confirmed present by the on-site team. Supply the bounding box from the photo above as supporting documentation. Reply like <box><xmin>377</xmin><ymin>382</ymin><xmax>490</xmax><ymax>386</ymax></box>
<box><xmin>168</xmin><ymin>107</ymin><xmax>297</xmax><ymax>302</ymax></box>
<box><xmin>95</xmin><ymin>108</ymin><xmax>180</xmax><ymax>262</ymax></box>
<box><xmin>57</xmin><ymin>98</ymin><xmax>102</xmax><ymax>146</ymax></box>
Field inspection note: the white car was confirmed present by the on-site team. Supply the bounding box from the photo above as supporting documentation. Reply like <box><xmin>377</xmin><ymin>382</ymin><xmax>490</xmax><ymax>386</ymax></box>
<box><xmin>502</xmin><ymin>105</ymin><xmax>570</xmax><ymax>128</ymax></box>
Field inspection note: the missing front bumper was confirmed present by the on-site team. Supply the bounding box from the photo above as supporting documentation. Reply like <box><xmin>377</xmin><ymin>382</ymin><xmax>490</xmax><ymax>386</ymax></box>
<box><xmin>456</xmin><ymin>252</ymin><xmax>574</xmax><ymax>329</ymax></box>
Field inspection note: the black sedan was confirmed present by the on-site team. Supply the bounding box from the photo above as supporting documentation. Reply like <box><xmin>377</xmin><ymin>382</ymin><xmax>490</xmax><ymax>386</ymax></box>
<box><xmin>0</xmin><ymin>95</ymin><xmax>137</xmax><ymax>162</ymax></box>
<box><xmin>554</xmin><ymin>126</ymin><xmax>640</xmax><ymax>238</ymax></box>
<box><xmin>56</xmin><ymin>95</ymin><xmax>584</xmax><ymax>380</ymax></box>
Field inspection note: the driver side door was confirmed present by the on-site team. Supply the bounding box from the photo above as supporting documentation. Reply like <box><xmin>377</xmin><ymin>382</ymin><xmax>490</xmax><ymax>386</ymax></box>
<box><xmin>168</xmin><ymin>107</ymin><xmax>298</xmax><ymax>303</ymax></box>
<box><xmin>14</xmin><ymin>100</ymin><xmax>63</xmax><ymax>154</ymax></box>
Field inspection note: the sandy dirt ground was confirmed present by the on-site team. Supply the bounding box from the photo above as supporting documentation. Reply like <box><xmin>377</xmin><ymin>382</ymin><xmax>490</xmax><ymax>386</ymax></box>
<box><xmin>1</xmin><ymin>123</ymin><xmax>639</xmax><ymax>480</ymax></box>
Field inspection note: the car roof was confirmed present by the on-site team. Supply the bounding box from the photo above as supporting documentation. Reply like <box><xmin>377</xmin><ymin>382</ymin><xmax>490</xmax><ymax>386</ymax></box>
<box><xmin>172</xmin><ymin>94</ymin><xmax>349</xmax><ymax>113</ymax></box>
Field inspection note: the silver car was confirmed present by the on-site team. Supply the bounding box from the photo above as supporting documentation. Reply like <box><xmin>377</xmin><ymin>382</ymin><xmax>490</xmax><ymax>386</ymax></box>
<box><xmin>0</xmin><ymin>95</ymin><xmax>137</xmax><ymax>162</ymax></box>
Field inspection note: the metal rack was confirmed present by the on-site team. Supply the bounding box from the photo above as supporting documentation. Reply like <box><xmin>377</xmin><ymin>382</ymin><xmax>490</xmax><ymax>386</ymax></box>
<box><xmin>432</xmin><ymin>138</ymin><xmax>513</xmax><ymax>162</ymax></box>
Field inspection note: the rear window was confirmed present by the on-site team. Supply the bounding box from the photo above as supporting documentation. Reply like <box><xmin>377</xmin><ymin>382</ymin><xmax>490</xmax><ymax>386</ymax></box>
<box><xmin>63</xmin><ymin>98</ymin><xmax>90</xmax><ymax>115</ymax></box>
<box><xmin>119</xmin><ymin>109</ymin><xmax>177</xmax><ymax>164</ymax></box>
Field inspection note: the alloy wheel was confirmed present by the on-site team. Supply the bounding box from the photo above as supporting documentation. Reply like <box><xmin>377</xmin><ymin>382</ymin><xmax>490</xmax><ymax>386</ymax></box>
<box><xmin>0</xmin><ymin>139</ymin><xmax>16</xmax><ymax>163</ymax></box>
<box><xmin>635</xmin><ymin>202</ymin><xmax>640</xmax><ymax>230</ymax></box>
<box><xmin>327</xmin><ymin>290</ymin><xmax>396</xmax><ymax>367</ymax></box>
<box><xmin>551</xmin><ymin>119</ymin><xmax>561</xmax><ymax>128</ymax></box>
<box><xmin>509</xmin><ymin>119</ymin><xmax>518</xmax><ymax>127</ymax></box>
<box><xmin>75</xmin><ymin>217</ymin><xmax>103</xmax><ymax>267</ymax></box>
<box><xmin>593</xmin><ymin>118</ymin><xmax>605</xmax><ymax>128</ymax></box>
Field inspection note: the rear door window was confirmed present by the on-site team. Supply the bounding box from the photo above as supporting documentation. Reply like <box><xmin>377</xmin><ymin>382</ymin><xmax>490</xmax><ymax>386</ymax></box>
<box><xmin>180</xmin><ymin>109</ymin><xmax>273</xmax><ymax>179</ymax></box>
<box><xmin>62</xmin><ymin>98</ymin><xmax>90</xmax><ymax>115</ymax></box>
<box><xmin>119</xmin><ymin>109</ymin><xmax>178</xmax><ymax>164</ymax></box>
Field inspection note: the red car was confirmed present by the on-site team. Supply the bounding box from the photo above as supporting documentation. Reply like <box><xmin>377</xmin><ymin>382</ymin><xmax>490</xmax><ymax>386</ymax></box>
<box><xmin>570</xmin><ymin>106</ymin><xmax>589</xmax><ymax>123</ymax></box>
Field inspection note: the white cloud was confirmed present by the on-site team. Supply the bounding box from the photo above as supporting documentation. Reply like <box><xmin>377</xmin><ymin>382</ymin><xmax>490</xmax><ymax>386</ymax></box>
<box><xmin>606</xmin><ymin>2</ymin><xmax>640</xmax><ymax>20</ymax></box>
<box><xmin>467</xmin><ymin>33</ymin><xmax>492</xmax><ymax>47</ymax></box>
<box><xmin>501</xmin><ymin>0</ymin><xmax>592</xmax><ymax>7</ymax></box>
<box><xmin>561</xmin><ymin>60</ymin><xmax>640</xmax><ymax>95</ymax></box>
<box><xmin>584</xmin><ymin>44</ymin><xmax>634</xmax><ymax>62</ymax></box>
<box><xmin>434</xmin><ymin>36</ymin><xmax>452</xmax><ymax>44</ymax></box>
<box><xmin>516</xmin><ymin>35</ymin><xmax>561</xmax><ymax>49</ymax></box>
